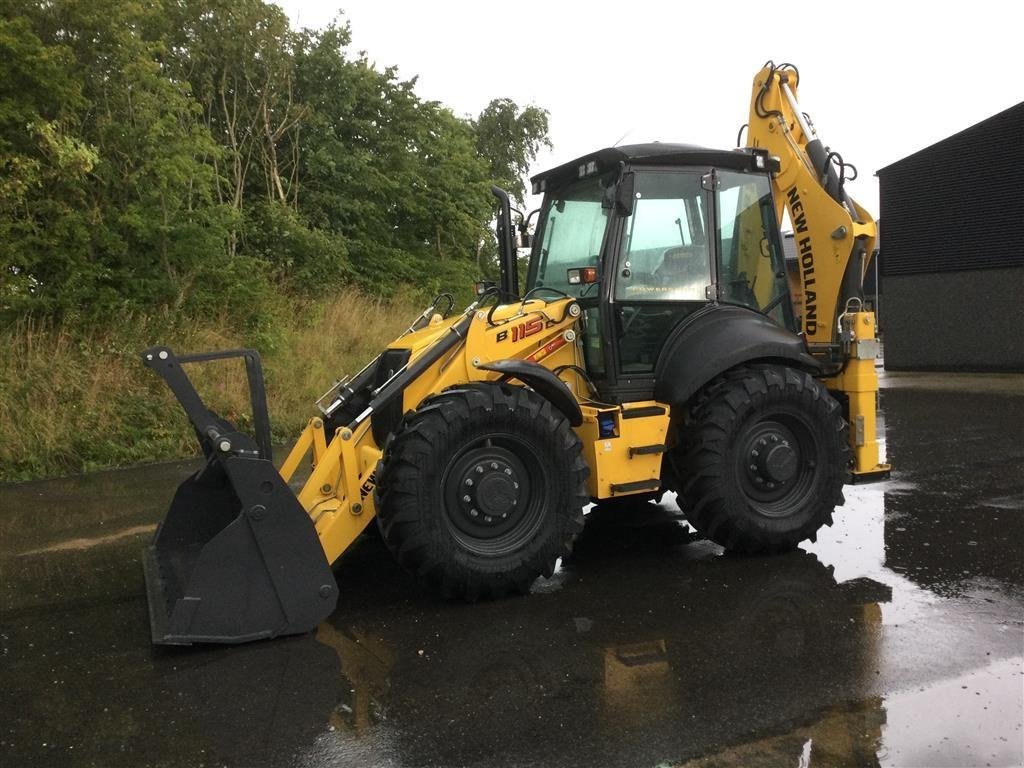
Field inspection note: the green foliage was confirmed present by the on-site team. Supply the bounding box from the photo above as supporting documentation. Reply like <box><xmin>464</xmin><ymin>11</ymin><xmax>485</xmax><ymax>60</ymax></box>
<box><xmin>0</xmin><ymin>289</ymin><xmax>420</xmax><ymax>482</ymax></box>
<box><xmin>0</xmin><ymin>0</ymin><xmax>551</xmax><ymax>327</ymax></box>
<box><xmin>473</xmin><ymin>98</ymin><xmax>552</xmax><ymax>207</ymax></box>
<box><xmin>0</xmin><ymin>14</ymin><xmax>90</xmax><ymax>313</ymax></box>
<box><xmin>0</xmin><ymin>1</ymin><xmax>561</xmax><ymax>478</ymax></box>
<box><xmin>292</xmin><ymin>24</ymin><xmax>493</xmax><ymax>296</ymax></box>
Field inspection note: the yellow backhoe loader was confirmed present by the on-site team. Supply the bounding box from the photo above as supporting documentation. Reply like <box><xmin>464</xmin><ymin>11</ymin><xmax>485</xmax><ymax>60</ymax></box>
<box><xmin>141</xmin><ymin>62</ymin><xmax>889</xmax><ymax>644</ymax></box>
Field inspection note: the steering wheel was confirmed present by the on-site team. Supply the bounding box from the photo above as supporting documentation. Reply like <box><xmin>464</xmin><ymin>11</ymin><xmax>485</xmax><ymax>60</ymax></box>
<box><xmin>723</xmin><ymin>274</ymin><xmax>758</xmax><ymax>307</ymax></box>
<box><xmin>761</xmin><ymin>291</ymin><xmax>787</xmax><ymax>315</ymax></box>
<box><xmin>620</xmin><ymin>305</ymin><xmax>646</xmax><ymax>335</ymax></box>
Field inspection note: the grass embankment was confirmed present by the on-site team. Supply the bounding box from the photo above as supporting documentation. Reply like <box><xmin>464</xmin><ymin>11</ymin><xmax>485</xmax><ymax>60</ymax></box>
<box><xmin>0</xmin><ymin>289</ymin><xmax>420</xmax><ymax>483</ymax></box>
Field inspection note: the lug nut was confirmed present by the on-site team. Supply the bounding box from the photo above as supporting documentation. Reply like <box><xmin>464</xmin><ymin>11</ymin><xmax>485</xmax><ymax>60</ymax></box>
<box><xmin>485</xmin><ymin>515</ymin><xmax>493</xmax><ymax>523</ymax></box>
<box><xmin>490</xmin><ymin>462</ymin><xmax>498</xmax><ymax>470</ymax></box>
<box><xmin>465</xmin><ymin>478</ymin><xmax>474</xmax><ymax>486</ymax></box>
<box><xmin>463</xmin><ymin>495</ymin><xmax>471</xmax><ymax>502</ymax></box>
<box><xmin>476</xmin><ymin>466</ymin><xmax>484</xmax><ymax>474</ymax></box>
<box><xmin>501</xmin><ymin>513</ymin><xmax>508</xmax><ymax>519</ymax></box>
<box><xmin>504</xmin><ymin>468</ymin><xmax>512</xmax><ymax>475</ymax></box>
<box><xmin>750</xmin><ymin>464</ymin><xmax>757</xmax><ymax>471</ymax></box>
<box><xmin>470</xmin><ymin>509</ymin><xmax>479</xmax><ymax>517</ymax></box>
<box><xmin>752</xmin><ymin>450</ymin><xmax>759</xmax><ymax>457</ymax></box>
<box><xmin>513</xmin><ymin>482</ymin><xmax>519</xmax><ymax>490</ymax></box>
<box><xmin>771</xmin><ymin>435</ymin><xmax>779</xmax><ymax>443</ymax></box>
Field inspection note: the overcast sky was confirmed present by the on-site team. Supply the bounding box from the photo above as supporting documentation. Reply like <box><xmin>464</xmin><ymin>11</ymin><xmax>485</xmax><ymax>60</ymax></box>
<box><xmin>278</xmin><ymin>0</ymin><xmax>1021</xmax><ymax>217</ymax></box>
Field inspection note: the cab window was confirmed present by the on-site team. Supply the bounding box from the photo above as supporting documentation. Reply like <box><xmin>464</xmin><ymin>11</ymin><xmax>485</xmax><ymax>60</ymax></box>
<box><xmin>716</xmin><ymin>171</ymin><xmax>796</xmax><ymax>330</ymax></box>
<box><xmin>615</xmin><ymin>172</ymin><xmax>710</xmax><ymax>301</ymax></box>
<box><xmin>526</xmin><ymin>176</ymin><xmax>610</xmax><ymax>298</ymax></box>
<box><xmin>612</xmin><ymin>171</ymin><xmax>711</xmax><ymax>375</ymax></box>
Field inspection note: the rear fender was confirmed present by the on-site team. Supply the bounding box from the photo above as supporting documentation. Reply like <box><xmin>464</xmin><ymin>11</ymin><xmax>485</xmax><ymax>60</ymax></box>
<box><xmin>653</xmin><ymin>305</ymin><xmax>820</xmax><ymax>407</ymax></box>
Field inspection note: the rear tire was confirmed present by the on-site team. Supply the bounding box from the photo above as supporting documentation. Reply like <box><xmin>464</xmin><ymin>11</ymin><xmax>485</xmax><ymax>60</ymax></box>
<box><xmin>376</xmin><ymin>383</ymin><xmax>589</xmax><ymax>599</ymax></box>
<box><xmin>673</xmin><ymin>365</ymin><xmax>848</xmax><ymax>553</ymax></box>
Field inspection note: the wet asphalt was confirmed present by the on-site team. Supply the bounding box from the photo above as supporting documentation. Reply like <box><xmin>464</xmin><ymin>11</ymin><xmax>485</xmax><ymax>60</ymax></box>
<box><xmin>1</xmin><ymin>372</ymin><xmax>1022</xmax><ymax>768</ymax></box>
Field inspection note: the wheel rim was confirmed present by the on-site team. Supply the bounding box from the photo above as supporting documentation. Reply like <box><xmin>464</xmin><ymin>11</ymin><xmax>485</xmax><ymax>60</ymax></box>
<box><xmin>441</xmin><ymin>433</ymin><xmax>547</xmax><ymax>556</ymax></box>
<box><xmin>734</xmin><ymin>415</ymin><xmax>820</xmax><ymax>518</ymax></box>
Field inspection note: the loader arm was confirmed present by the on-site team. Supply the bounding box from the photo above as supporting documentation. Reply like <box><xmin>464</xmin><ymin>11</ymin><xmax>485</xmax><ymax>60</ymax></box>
<box><xmin>746</xmin><ymin>61</ymin><xmax>889</xmax><ymax>481</ymax></box>
<box><xmin>279</xmin><ymin>294</ymin><xmax>588</xmax><ymax>567</ymax></box>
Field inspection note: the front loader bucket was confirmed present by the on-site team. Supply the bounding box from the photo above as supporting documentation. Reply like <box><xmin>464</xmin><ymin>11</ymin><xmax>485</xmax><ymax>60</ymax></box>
<box><xmin>141</xmin><ymin>347</ymin><xmax>337</xmax><ymax>645</ymax></box>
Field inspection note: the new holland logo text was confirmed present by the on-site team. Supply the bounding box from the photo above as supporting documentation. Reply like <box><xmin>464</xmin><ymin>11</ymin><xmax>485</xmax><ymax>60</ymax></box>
<box><xmin>786</xmin><ymin>186</ymin><xmax>818</xmax><ymax>336</ymax></box>
<box><xmin>359</xmin><ymin>471</ymin><xmax>376</xmax><ymax>500</ymax></box>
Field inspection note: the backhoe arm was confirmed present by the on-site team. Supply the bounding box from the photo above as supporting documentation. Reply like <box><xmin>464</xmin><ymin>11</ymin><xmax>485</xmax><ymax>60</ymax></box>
<box><xmin>746</xmin><ymin>61</ymin><xmax>889</xmax><ymax>483</ymax></box>
<box><xmin>746</xmin><ymin>61</ymin><xmax>876</xmax><ymax>347</ymax></box>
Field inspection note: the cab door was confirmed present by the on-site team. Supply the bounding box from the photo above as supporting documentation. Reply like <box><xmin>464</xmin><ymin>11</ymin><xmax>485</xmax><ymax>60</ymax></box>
<box><xmin>607</xmin><ymin>170</ymin><xmax>714</xmax><ymax>394</ymax></box>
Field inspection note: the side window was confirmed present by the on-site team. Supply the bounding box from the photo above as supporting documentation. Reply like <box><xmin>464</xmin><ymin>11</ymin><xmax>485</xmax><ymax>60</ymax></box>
<box><xmin>615</xmin><ymin>172</ymin><xmax>710</xmax><ymax>302</ymax></box>
<box><xmin>529</xmin><ymin>177</ymin><xmax>609</xmax><ymax>297</ymax></box>
<box><xmin>716</xmin><ymin>171</ymin><xmax>795</xmax><ymax>330</ymax></box>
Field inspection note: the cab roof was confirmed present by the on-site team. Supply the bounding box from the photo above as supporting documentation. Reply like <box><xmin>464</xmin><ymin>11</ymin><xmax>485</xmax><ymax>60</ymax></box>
<box><xmin>530</xmin><ymin>143</ymin><xmax>776</xmax><ymax>191</ymax></box>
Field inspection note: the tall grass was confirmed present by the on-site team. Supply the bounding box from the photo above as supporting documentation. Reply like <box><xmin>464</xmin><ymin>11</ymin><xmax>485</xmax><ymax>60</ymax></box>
<box><xmin>0</xmin><ymin>289</ymin><xmax>421</xmax><ymax>482</ymax></box>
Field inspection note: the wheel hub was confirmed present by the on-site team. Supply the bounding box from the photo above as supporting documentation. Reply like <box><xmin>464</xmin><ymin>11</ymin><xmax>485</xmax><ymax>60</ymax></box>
<box><xmin>476</xmin><ymin>473</ymin><xmax>517</xmax><ymax>515</ymax></box>
<box><xmin>458</xmin><ymin>459</ymin><xmax>520</xmax><ymax>523</ymax></box>
<box><xmin>763</xmin><ymin>443</ymin><xmax>797</xmax><ymax>482</ymax></box>
<box><xmin>443</xmin><ymin>442</ymin><xmax>536</xmax><ymax>545</ymax></box>
<box><xmin>743</xmin><ymin>424</ymin><xmax>801</xmax><ymax>490</ymax></box>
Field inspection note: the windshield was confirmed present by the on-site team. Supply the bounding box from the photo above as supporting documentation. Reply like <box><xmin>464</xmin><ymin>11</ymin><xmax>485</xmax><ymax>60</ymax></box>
<box><xmin>525</xmin><ymin>176</ymin><xmax>610</xmax><ymax>298</ymax></box>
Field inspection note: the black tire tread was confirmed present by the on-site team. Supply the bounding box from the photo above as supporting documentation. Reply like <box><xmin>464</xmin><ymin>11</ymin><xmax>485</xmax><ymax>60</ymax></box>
<box><xmin>375</xmin><ymin>383</ymin><xmax>589</xmax><ymax>600</ymax></box>
<box><xmin>676</xmin><ymin>364</ymin><xmax>849</xmax><ymax>554</ymax></box>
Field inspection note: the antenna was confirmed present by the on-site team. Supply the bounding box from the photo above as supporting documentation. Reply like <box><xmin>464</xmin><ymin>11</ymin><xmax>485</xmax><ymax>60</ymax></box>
<box><xmin>612</xmin><ymin>129</ymin><xmax>633</xmax><ymax>147</ymax></box>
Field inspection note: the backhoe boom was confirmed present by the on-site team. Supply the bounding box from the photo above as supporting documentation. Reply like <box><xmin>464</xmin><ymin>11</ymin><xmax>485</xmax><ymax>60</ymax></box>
<box><xmin>746</xmin><ymin>61</ymin><xmax>890</xmax><ymax>481</ymax></box>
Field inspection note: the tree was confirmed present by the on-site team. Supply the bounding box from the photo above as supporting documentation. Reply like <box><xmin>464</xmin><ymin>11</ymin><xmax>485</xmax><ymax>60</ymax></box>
<box><xmin>471</xmin><ymin>98</ymin><xmax>552</xmax><ymax>282</ymax></box>
<box><xmin>1</xmin><ymin>0</ymin><xmax>244</xmax><ymax>319</ymax></box>
<box><xmin>473</xmin><ymin>98</ymin><xmax>551</xmax><ymax>207</ymax></box>
<box><xmin>0</xmin><ymin>15</ymin><xmax>93</xmax><ymax>314</ymax></box>
<box><xmin>0</xmin><ymin>1</ymin><xmax>551</xmax><ymax>322</ymax></box>
<box><xmin>162</xmin><ymin>0</ymin><xmax>308</xmax><ymax>254</ymax></box>
<box><xmin>293</xmin><ymin>23</ymin><xmax>491</xmax><ymax>295</ymax></box>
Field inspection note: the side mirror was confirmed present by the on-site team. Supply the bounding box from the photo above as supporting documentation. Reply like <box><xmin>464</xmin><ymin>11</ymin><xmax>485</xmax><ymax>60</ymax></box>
<box><xmin>614</xmin><ymin>172</ymin><xmax>635</xmax><ymax>216</ymax></box>
<box><xmin>519</xmin><ymin>230</ymin><xmax>533</xmax><ymax>249</ymax></box>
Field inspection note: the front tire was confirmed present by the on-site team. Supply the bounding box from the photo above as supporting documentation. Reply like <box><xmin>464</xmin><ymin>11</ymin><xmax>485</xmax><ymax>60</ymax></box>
<box><xmin>376</xmin><ymin>383</ymin><xmax>589</xmax><ymax>599</ymax></box>
<box><xmin>673</xmin><ymin>365</ymin><xmax>849</xmax><ymax>553</ymax></box>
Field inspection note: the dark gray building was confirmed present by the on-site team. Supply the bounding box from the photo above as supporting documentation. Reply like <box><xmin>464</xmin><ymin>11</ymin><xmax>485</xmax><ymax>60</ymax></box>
<box><xmin>876</xmin><ymin>103</ymin><xmax>1024</xmax><ymax>372</ymax></box>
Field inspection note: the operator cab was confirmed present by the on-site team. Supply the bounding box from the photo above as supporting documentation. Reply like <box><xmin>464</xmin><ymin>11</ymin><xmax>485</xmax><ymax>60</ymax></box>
<box><xmin>525</xmin><ymin>143</ymin><xmax>795</xmax><ymax>402</ymax></box>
